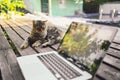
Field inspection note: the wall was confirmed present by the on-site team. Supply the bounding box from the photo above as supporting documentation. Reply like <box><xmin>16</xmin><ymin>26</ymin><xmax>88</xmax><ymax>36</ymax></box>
<box><xmin>23</xmin><ymin>0</ymin><xmax>83</xmax><ymax>16</ymax></box>
<box><xmin>23</xmin><ymin>0</ymin><xmax>41</xmax><ymax>13</ymax></box>
<box><xmin>51</xmin><ymin>0</ymin><xmax>83</xmax><ymax>16</ymax></box>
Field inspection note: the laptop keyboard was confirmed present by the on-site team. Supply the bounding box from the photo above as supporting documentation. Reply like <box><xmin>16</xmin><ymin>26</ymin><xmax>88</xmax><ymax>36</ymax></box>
<box><xmin>37</xmin><ymin>53</ymin><xmax>81</xmax><ymax>80</ymax></box>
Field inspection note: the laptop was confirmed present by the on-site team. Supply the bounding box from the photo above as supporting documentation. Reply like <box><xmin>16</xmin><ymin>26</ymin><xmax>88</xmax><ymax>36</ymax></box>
<box><xmin>17</xmin><ymin>22</ymin><xmax>118</xmax><ymax>80</ymax></box>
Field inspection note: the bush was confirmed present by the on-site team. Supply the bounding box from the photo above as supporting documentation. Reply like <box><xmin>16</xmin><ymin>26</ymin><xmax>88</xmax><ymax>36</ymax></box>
<box><xmin>100</xmin><ymin>40</ymin><xmax>111</xmax><ymax>51</ymax></box>
<box><xmin>0</xmin><ymin>0</ymin><xmax>25</xmax><ymax>19</ymax></box>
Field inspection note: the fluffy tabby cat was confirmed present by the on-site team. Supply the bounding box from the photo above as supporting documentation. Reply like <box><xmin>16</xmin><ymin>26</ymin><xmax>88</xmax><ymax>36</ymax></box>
<box><xmin>20</xmin><ymin>20</ymin><xmax>62</xmax><ymax>49</ymax></box>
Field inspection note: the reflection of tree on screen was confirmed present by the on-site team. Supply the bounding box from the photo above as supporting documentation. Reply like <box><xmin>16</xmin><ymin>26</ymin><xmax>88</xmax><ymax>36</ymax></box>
<box><xmin>59</xmin><ymin>23</ymin><xmax>100</xmax><ymax>74</ymax></box>
<box><xmin>59</xmin><ymin>22</ymin><xmax>111</xmax><ymax>75</ymax></box>
<box><xmin>61</xmin><ymin>24</ymin><xmax>98</xmax><ymax>57</ymax></box>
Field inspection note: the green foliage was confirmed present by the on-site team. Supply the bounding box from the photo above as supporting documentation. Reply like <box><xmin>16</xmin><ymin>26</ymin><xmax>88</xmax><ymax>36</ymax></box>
<box><xmin>100</xmin><ymin>40</ymin><xmax>110</xmax><ymax>51</ymax></box>
<box><xmin>0</xmin><ymin>0</ymin><xmax>25</xmax><ymax>19</ymax></box>
<box><xmin>61</xmin><ymin>24</ymin><xmax>98</xmax><ymax>56</ymax></box>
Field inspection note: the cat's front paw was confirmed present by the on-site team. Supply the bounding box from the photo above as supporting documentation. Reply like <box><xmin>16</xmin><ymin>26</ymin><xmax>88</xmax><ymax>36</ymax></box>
<box><xmin>41</xmin><ymin>43</ymin><xmax>47</xmax><ymax>47</ymax></box>
<box><xmin>32</xmin><ymin>41</ymin><xmax>41</xmax><ymax>47</ymax></box>
<box><xmin>41</xmin><ymin>41</ymin><xmax>50</xmax><ymax>47</ymax></box>
<box><xmin>20</xmin><ymin>43</ymin><xmax>29</xmax><ymax>49</ymax></box>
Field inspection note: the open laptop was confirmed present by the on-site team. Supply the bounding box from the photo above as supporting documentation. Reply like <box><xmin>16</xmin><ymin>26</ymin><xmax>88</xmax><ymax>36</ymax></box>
<box><xmin>17</xmin><ymin>22</ymin><xmax>118</xmax><ymax>80</ymax></box>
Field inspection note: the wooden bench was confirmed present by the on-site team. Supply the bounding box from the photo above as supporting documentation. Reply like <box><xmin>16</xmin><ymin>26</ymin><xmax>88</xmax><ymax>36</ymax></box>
<box><xmin>0</xmin><ymin>25</ymin><xmax>24</xmax><ymax>80</ymax></box>
<box><xmin>0</xmin><ymin>18</ymin><xmax>120</xmax><ymax>80</ymax></box>
<box><xmin>93</xmin><ymin>31</ymin><xmax>120</xmax><ymax>80</ymax></box>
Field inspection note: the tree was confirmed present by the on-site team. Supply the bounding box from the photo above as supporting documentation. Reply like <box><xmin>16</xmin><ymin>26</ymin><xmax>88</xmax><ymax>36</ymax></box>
<box><xmin>0</xmin><ymin>0</ymin><xmax>25</xmax><ymax>19</ymax></box>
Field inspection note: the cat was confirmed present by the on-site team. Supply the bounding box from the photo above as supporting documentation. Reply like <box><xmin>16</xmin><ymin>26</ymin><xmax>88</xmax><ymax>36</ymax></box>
<box><xmin>20</xmin><ymin>20</ymin><xmax>62</xmax><ymax>49</ymax></box>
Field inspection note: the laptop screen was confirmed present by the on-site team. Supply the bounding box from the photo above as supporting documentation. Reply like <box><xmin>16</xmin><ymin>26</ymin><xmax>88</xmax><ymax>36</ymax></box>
<box><xmin>58</xmin><ymin>22</ymin><xmax>117</xmax><ymax>75</ymax></box>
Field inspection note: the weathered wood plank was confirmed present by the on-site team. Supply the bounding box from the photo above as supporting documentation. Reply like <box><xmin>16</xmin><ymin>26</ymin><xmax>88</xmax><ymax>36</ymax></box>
<box><xmin>95</xmin><ymin>63</ymin><xmax>120</xmax><ymax>80</ymax></box>
<box><xmin>113</xmin><ymin>28</ymin><xmax>120</xmax><ymax>44</ymax></box>
<box><xmin>11</xmin><ymin>20</ymin><xmax>32</xmax><ymax>33</ymax></box>
<box><xmin>16</xmin><ymin>19</ymin><xmax>33</xmax><ymax>27</ymax></box>
<box><xmin>0</xmin><ymin>50</ymin><xmax>14</xmax><ymax>80</ymax></box>
<box><xmin>5</xmin><ymin>49</ymin><xmax>24</xmax><ymax>80</ymax></box>
<box><xmin>16</xmin><ymin>18</ymin><xmax>33</xmax><ymax>23</ymax></box>
<box><xmin>0</xmin><ymin>27</ymin><xmax>4</xmax><ymax>36</ymax></box>
<box><xmin>0</xmin><ymin>26</ymin><xmax>11</xmax><ymax>50</ymax></box>
<box><xmin>110</xmin><ymin>43</ymin><xmax>120</xmax><ymax>50</ymax></box>
<box><xmin>107</xmin><ymin>48</ymin><xmax>120</xmax><ymax>58</ymax></box>
<box><xmin>0</xmin><ymin>49</ymin><xmax>25</xmax><ymax>80</ymax></box>
<box><xmin>113</xmin><ymin>41</ymin><xmax>120</xmax><ymax>45</ymax></box>
<box><xmin>0</xmin><ymin>35</ymin><xmax>11</xmax><ymax>50</ymax></box>
<box><xmin>7</xmin><ymin>20</ymin><xmax>29</xmax><ymax>39</ymax></box>
<box><xmin>1</xmin><ymin>20</ymin><xmax>36</xmax><ymax>56</ymax></box>
<box><xmin>103</xmin><ymin>55</ymin><xmax>120</xmax><ymax>69</ymax></box>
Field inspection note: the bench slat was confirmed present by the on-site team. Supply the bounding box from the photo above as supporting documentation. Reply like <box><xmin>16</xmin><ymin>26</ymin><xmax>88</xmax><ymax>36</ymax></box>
<box><xmin>113</xmin><ymin>28</ymin><xmax>120</xmax><ymax>44</ymax></box>
<box><xmin>16</xmin><ymin>19</ymin><xmax>33</xmax><ymax>29</ymax></box>
<box><xmin>1</xmin><ymin>20</ymin><xmax>37</xmax><ymax>56</ymax></box>
<box><xmin>103</xmin><ymin>55</ymin><xmax>120</xmax><ymax>69</ymax></box>
<box><xmin>95</xmin><ymin>63</ymin><xmax>120</xmax><ymax>80</ymax></box>
<box><xmin>107</xmin><ymin>48</ymin><xmax>120</xmax><ymax>58</ymax></box>
<box><xmin>0</xmin><ymin>33</ymin><xmax>11</xmax><ymax>50</ymax></box>
<box><xmin>0</xmin><ymin>27</ymin><xmax>4</xmax><ymax>36</ymax></box>
<box><xmin>110</xmin><ymin>43</ymin><xmax>120</xmax><ymax>50</ymax></box>
<box><xmin>9</xmin><ymin>20</ymin><xmax>30</xmax><ymax>39</ymax></box>
<box><xmin>0</xmin><ymin>50</ymin><xmax>14</xmax><ymax>80</ymax></box>
<box><xmin>10</xmin><ymin>20</ymin><xmax>32</xmax><ymax>33</ymax></box>
<box><xmin>5</xmin><ymin>49</ymin><xmax>25</xmax><ymax>80</ymax></box>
